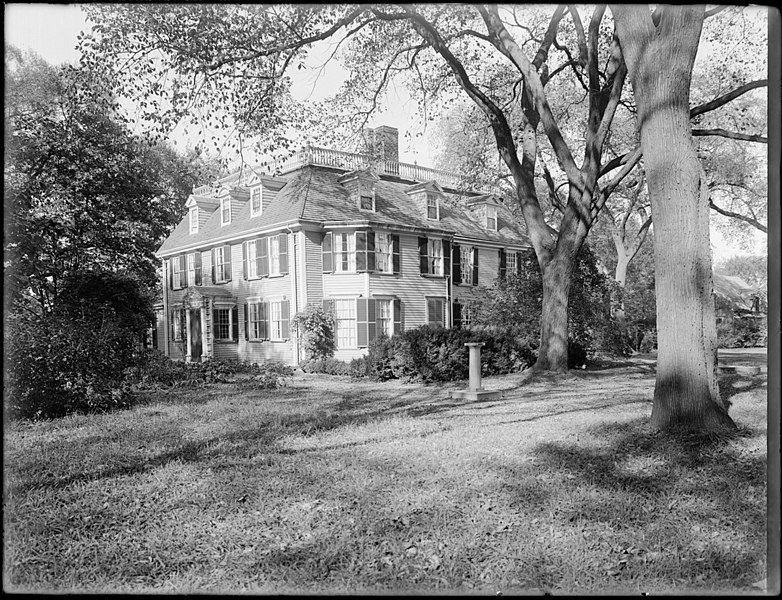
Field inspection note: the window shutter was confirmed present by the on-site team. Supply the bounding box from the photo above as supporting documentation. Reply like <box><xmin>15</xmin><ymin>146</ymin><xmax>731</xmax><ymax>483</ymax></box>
<box><xmin>242</xmin><ymin>242</ymin><xmax>248</xmax><ymax>280</ymax></box>
<box><xmin>259</xmin><ymin>302</ymin><xmax>269</xmax><ymax>340</ymax></box>
<box><xmin>453</xmin><ymin>301</ymin><xmax>462</xmax><ymax>329</ymax></box>
<box><xmin>278</xmin><ymin>233</ymin><xmax>288</xmax><ymax>274</ymax></box>
<box><xmin>452</xmin><ymin>243</ymin><xmax>461</xmax><ymax>283</ymax></box>
<box><xmin>180</xmin><ymin>255</ymin><xmax>187</xmax><ymax>287</ymax></box>
<box><xmin>168</xmin><ymin>258</ymin><xmax>174</xmax><ymax>290</ymax></box>
<box><xmin>225</xmin><ymin>245</ymin><xmax>232</xmax><ymax>282</ymax></box>
<box><xmin>244</xmin><ymin>303</ymin><xmax>249</xmax><ymax>340</ymax></box>
<box><xmin>392</xmin><ymin>235</ymin><xmax>400</xmax><ymax>274</ymax></box>
<box><xmin>259</xmin><ymin>237</ymin><xmax>269</xmax><ymax>278</ymax></box>
<box><xmin>170</xmin><ymin>309</ymin><xmax>175</xmax><ymax>341</ymax></box>
<box><xmin>211</xmin><ymin>249</ymin><xmax>216</xmax><ymax>284</ymax></box>
<box><xmin>393</xmin><ymin>298</ymin><xmax>402</xmax><ymax>334</ymax></box>
<box><xmin>357</xmin><ymin>297</ymin><xmax>368</xmax><ymax>347</ymax></box>
<box><xmin>195</xmin><ymin>252</ymin><xmax>202</xmax><ymax>285</ymax></box>
<box><xmin>418</xmin><ymin>237</ymin><xmax>428</xmax><ymax>274</ymax></box>
<box><xmin>367</xmin><ymin>298</ymin><xmax>376</xmax><ymax>344</ymax></box>
<box><xmin>231</xmin><ymin>305</ymin><xmax>239</xmax><ymax>341</ymax></box>
<box><xmin>322</xmin><ymin>232</ymin><xmax>333</xmax><ymax>273</ymax></box>
<box><xmin>281</xmin><ymin>300</ymin><xmax>290</xmax><ymax>339</ymax></box>
<box><xmin>443</xmin><ymin>240</ymin><xmax>451</xmax><ymax>277</ymax></box>
<box><xmin>356</xmin><ymin>231</ymin><xmax>367</xmax><ymax>272</ymax></box>
<box><xmin>472</xmin><ymin>247</ymin><xmax>479</xmax><ymax>286</ymax></box>
<box><xmin>367</xmin><ymin>232</ymin><xmax>376</xmax><ymax>272</ymax></box>
<box><xmin>517</xmin><ymin>253</ymin><xmax>524</xmax><ymax>277</ymax></box>
<box><xmin>499</xmin><ymin>249</ymin><xmax>507</xmax><ymax>280</ymax></box>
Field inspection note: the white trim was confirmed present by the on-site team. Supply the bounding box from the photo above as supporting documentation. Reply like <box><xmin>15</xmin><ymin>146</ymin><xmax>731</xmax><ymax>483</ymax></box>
<box><xmin>220</xmin><ymin>196</ymin><xmax>231</xmax><ymax>226</ymax></box>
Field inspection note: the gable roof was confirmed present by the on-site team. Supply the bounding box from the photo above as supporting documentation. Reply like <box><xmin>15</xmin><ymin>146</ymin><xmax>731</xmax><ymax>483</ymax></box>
<box><xmin>157</xmin><ymin>165</ymin><xmax>529</xmax><ymax>257</ymax></box>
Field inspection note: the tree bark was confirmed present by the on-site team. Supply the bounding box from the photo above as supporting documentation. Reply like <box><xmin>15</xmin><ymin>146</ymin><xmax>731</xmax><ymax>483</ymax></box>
<box><xmin>612</xmin><ymin>5</ymin><xmax>735</xmax><ymax>432</ymax></box>
<box><xmin>536</xmin><ymin>254</ymin><xmax>574</xmax><ymax>372</ymax></box>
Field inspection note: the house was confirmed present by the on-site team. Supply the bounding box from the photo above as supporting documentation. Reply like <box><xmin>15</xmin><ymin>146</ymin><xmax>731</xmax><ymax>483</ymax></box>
<box><xmin>154</xmin><ymin>126</ymin><xmax>531</xmax><ymax>365</ymax></box>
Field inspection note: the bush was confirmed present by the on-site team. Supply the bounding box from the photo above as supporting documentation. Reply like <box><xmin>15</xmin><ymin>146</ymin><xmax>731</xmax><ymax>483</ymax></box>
<box><xmin>717</xmin><ymin>317</ymin><xmax>767</xmax><ymax>349</ymax></box>
<box><xmin>237</xmin><ymin>362</ymin><xmax>295</xmax><ymax>389</ymax></box>
<box><xmin>292</xmin><ymin>304</ymin><xmax>335</xmax><ymax>361</ymax></box>
<box><xmin>300</xmin><ymin>357</ymin><xmax>354</xmax><ymax>376</ymax></box>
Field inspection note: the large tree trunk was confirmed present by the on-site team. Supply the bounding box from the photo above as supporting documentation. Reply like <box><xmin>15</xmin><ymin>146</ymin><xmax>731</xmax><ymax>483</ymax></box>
<box><xmin>535</xmin><ymin>254</ymin><xmax>574</xmax><ymax>372</ymax></box>
<box><xmin>612</xmin><ymin>5</ymin><xmax>735</xmax><ymax>432</ymax></box>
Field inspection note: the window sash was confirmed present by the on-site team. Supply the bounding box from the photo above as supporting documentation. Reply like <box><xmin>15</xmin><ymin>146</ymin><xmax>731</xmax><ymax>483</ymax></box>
<box><xmin>249</xmin><ymin>303</ymin><xmax>263</xmax><ymax>339</ymax></box>
<box><xmin>270</xmin><ymin>301</ymin><xmax>283</xmax><ymax>340</ymax></box>
<box><xmin>189</xmin><ymin>207</ymin><xmax>198</xmax><ymax>233</ymax></box>
<box><xmin>506</xmin><ymin>251</ymin><xmax>517</xmax><ymax>274</ymax></box>
<box><xmin>376</xmin><ymin>299</ymin><xmax>393</xmax><ymax>337</ymax></box>
<box><xmin>214</xmin><ymin>308</ymin><xmax>231</xmax><ymax>340</ymax></box>
<box><xmin>430</xmin><ymin>239</ymin><xmax>444</xmax><ymax>276</ymax></box>
<box><xmin>247</xmin><ymin>241</ymin><xmax>258</xmax><ymax>278</ymax></box>
<box><xmin>172</xmin><ymin>310</ymin><xmax>184</xmax><ymax>341</ymax></box>
<box><xmin>221</xmin><ymin>197</ymin><xmax>231</xmax><ymax>225</ymax></box>
<box><xmin>269</xmin><ymin>236</ymin><xmax>281</xmax><ymax>275</ymax></box>
<box><xmin>427</xmin><ymin>297</ymin><xmax>445</xmax><ymax>327</ymax></box>
<box><xmin>250</xmin><ymin>187</ymin><xmax>262</xmax><ymax>216</ymax></box>
<box><xmin>334</xmin><ymin>233</ymin><xmax>356</xmax><ymax>273</ymax></box>
<box><xmin>215</xmin><ymin>247</ymin><xmax>230</xmax><ymax>282</ymax></box>
<box><xmin>486</xmin><ymin>205</ymin><xmax>497</xmax><ymax>230</ymax></box>
<box><xmin>376</xmin><ymin>233</ymin><xmax>392</xmax><ymax>273</ymax></box>
<box><xmin>334</xmin><ymin>299</ymin><xmax>357</xmax><ymax>347</ymax></box>
<box><xmin>172</xmin><ymin>257</ymin><xmax>186</xmax><ymax>288</ymax></box>
<box><xmin>359</xmin><ymin>195</ymin><xmax>374</xmax><ymax>210</ymax></box>
<box><xmin>460</xmin><ymin>246</ymin><xmax>473</xmax><ymax>285</ymax></box>
<box><xmin>427</xmin><ymin>195</ymin><xmax>438</xmax><ymax>220</ymax></box>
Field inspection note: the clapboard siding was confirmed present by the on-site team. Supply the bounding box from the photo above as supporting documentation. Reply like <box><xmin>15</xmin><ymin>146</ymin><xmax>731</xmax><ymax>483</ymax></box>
<box><xmin>304</xmin><ymin>229</ymin><xmax>324</xmax><ymax>305</ymax></box>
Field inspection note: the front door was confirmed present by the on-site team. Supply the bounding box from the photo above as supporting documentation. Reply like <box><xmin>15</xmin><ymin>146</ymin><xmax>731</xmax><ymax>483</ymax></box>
<box><xmin>189</xmin><ymin>309</ymin><xmax>202</xmax><ymax>361</ymax></box>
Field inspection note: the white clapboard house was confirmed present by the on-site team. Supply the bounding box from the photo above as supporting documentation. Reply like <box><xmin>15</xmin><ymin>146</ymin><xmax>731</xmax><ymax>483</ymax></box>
<box><xmin>154</xmin><ymin>126</ymin><xmax>531</xmax><ymax>364</ymax></box>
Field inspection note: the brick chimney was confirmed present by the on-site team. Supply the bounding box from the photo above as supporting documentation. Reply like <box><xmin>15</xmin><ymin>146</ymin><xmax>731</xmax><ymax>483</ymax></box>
<box><xmin>362</xmin><ymin>125</ymin><xmax>399</xmax><ymax>163</ymax></box>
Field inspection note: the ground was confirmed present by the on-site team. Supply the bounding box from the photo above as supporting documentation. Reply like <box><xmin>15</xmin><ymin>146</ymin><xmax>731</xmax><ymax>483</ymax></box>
<box><xmin>2</xmin><ymin>351</ymin><xmax>769</xmax><ymax>594</ymax></box>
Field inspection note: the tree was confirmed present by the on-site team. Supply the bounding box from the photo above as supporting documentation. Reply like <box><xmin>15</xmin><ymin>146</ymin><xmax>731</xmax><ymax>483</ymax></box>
<box><xmin>611</xmin><ymin>5</ymin><xmax>736</xmax><ymax>433</ymax></box>
<box><xmin>4</xmin><ymin>47</ymin><xmax>217</xmax><ymax>315</ymax></box>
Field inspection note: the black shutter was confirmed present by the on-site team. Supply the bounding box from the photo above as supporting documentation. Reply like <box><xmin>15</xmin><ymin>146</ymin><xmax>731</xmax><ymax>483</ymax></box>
<box><xmin>180</xmin><ymin>255</ymin><xmax>187</xmax><ymax>287</ymax></box>
<box><xmin>211</xmin><ymin>249</ymin><xmax>216</xmax><ymax>284</ymax></box>
<box><xmin>393</xmin><ymin>298</ymin><xmax>402</xmax><ymax>334</ymax></box>
<box><xmin>231</xmin><ymin>305</ymin><xmax>239</xmax><ymax>341</ymax></box>
<box><xmin>242</xmin><ymin>242</ymin><xmax>248</xmax><ymax>280</ymax></box>
<box><xmin>168</xmin><ymin>258</ymin><xmax>174</xmax><ymax>290</ymax></box>
<box><xmin>322</xmin><ymin>232</ymin><xmax>333</xmax><ymax>273</ymax></box>
<box><xmin>278</xmin><ymin>233</ymin><xmax>288</xmax><ymax>274</ymax></box>
<box><xmin>452</xmin><ymin>243</ymin><xmax>461</xmax><ymax>283</ymax></box>
<box><xmin>356</xmin><ymin>231</ymin><xmax>367</xmax><ymax>272</ymax></box>
<box><xmin>367</xmin><ymin>232</ymin><xmax>376</xmax><ymax>272</ymax></box>
<box><xmin>225</xmin><ymin>245</ymin><xmax>232</xmax><ymax>282</ymax></box>
<box><xmin>244</xmin><ymin>303</ymin><xmax>249</xmax><ymax>340</ymax></box>
<box><xmin>194</xmin><ymin>252</ymin><xmax>202</xmax><ymax>285</ymax></box>
<box><xmin>418</xmin><ymin>237</ymin><xmax>428</xmax><ymax>274</ymax></box>
<box><xmin>443</xmin><ymin>240</ymin><xmax>451</xmax><ymax>278</ymax></box>
<box><xmin>453</xmin><ymin>301</ymin><xmax>462</xmax><ymax>329</ymax></box>
<box><xmin>392</xmin><ymin>235</ymin><xmax>400</xmax><ymax>274</ymax></box>
<box><xmin>472</xmin><ymin>247</ymin><xmax>479</xmax><ymax>286</ymax></box>
<box><xmin>499</xmin><ymin>249</ymin><xmax>507</xmax><ymax>280</ymax></box>
<box><xmin>260</xmin><ymin>302</ymin><xmax>269</xmax><ymax>340</ymax></box>
<box><xmin>259</xmin><ymin>237</ymin><xmax>269</xmax><ymax>277</ymax></box>
<box><xmin>357</xmin><ymin>297</ymin><xmax>368</xmax><ymax>347</ymax></box>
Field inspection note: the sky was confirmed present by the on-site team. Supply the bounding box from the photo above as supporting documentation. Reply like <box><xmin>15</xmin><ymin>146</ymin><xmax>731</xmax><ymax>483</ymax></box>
<box><xmin>5</xmin><ymin>3</ymin><xmax>767</xmax><ymax>262</ymax></box>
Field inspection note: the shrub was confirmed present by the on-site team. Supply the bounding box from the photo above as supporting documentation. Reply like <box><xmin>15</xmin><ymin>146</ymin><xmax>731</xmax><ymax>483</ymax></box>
<box><xmin>292</xmin><ymin>304</ymin><xmax>335</xmax><ymax>361</ymax></box>
<box><xmin>717</xmin><ymin>317</ymin><xmax>767</xmax><ymax>349</ymax></box>
<box><xmin>237</xmin><ymin>362</ymin><xmax>295</xmax><ymax>389</ymax></box>
<box><xmin>300</xmin><ymin>357</ymin><xmax>354</xmax><ymax>376</ymax></box>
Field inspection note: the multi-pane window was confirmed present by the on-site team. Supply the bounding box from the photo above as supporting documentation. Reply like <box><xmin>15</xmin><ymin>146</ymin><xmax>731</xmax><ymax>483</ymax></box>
<box><xmin>359</xmin><ymin>195</ymin><xmax>374</xmax><ymax>211</ymax></box>
<box><xmin>270</xmin><ymin>300</ymin><xmax>284</xmax><ymax>340</ymax></box>
<box><xmin>461</xmin><ymin>303</ymin><xmax>474</xmax><ymax>329</ymax></box>
<box><xmin>460</xmin><ymin>245</ymin><xmax>474</xmax><ymax>285</ymax></box>
<box><xmin>172</xmin><ymin>309</ymin><xmax>184</xmax><ymax>341</ymax></box>
<box><xmin>186</xmin><ymin>252</ymin><xmax>201</xmax><ymax>286</ymax></box>
<box><xmin>220</xmin><ymin>196</ymin><xmax>231</xmax><ymax>225</ymax></box>
<box><xmin>506</xmin><ymin>251</ymin><xmax>517</xmax><ymax>276</ymax></box>
<box><xmin>214</xmin><ymin>308</ymin><xmax>231</xmax><ymax>340</ymax></box>
<box><xmin>429</xmin><ymin>238</ymin><xmax>444</xmax><ymax>275</ymax></box>
<box><xmin>214</xmin><ymin>246</ymin><xmax>231</xmax><ymax>283</ymax></box>
<box><xmin>376</xmin><ymin>233</ymin><xmax>393</xmax><ymax>273</ymax></box>
<box><xmin>189</xmin><ymin>206</ymin><xmax>198</xmax><ymax>234</ymax></box>
<box><xmin>248</xmin><ymin>302</ymin><xmax>265</xmax><ymax>340</ymax></box>
<box><xmin>427</xmin><ymin>297</ymin><xmax>446</xmax><ymax>327</ymax></box>
<box><xmin>334</xmin><ymin>232</ymin><xmax>356</xmax><ymax>273</ymax></box>
<box><xmin>172</xmin><ymin>256</ymin><xmax>186</xmax><ymax>289</ymax></box>
<box><xmin>427</xmin><ymin>195</ymin><xmax>439</xmax><ymax>220</ymax></box>
<box><xmin>250</xmin><ymin>186</ymin><xmax>262</xmax><ymax>217</ymax></box>
<box><xmin>376</xmin><ymin>299</ymin><xmax>393</xmax><ymax>337</ymax></box>
<box><xmin>247</xmin><ymin>240</ymin><xmax>259</xmax><ymax>279</ymax></box>
<box><xmin>334</xmin><ymin>299</ymin><xmax>357</xmax><ymax>348</ymax></box>
<box><xmin>269</xmin><ymin>235</ymin><xmax>281</xmax><ymax>276</ymax></box>
<box><xmin>486</xmin><ymin>205</ymin><xmax>497</xmax><ymax>230</ymax></box>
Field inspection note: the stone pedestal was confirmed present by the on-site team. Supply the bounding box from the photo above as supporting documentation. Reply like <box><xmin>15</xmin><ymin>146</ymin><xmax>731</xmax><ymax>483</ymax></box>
<box><xmin>450</xmin><ymin>342</ymin><xmax>502</xmax><ymax>401</ymax></box>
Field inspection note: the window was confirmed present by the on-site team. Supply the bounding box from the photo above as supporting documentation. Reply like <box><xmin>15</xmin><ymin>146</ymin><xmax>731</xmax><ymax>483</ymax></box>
<box><xmin>248</xmin><ymin>302</ymin><xmax>266</xmax><ymax>340</ymax></box>
<box><xmin>506</xmin><ymin>251</ymin><xmax>517</xmax><ymax>276</ymax></box>
<box><xmin>172</xmin><ymin>309</ymin><xmax>184</xmax><ymax>341</ymax></box>
<box><xmin>429</xmin><ymin>238</ymin><xmax>444</xmax><ymax>275</ymax></box>
<box><xmin>461</xmin><ymin>303</ymin><xmax>474</xmax><ymax>329</ymax></box>
<box><xmin>269</xmin><ymin>235</ymin><xmax>281</xmax><ymax>276</ymax></box>
<box><xmin>189</xmin><ymin>206</ymin><xmax>198</xmax><ymax>234</ymax></box>
<box><xmin>247</xmin><ymin>240</ymin><xmax>259</xmax><ymax>279</ymax></box>
<box><xmin>270</xmin><ymin>300</ymin><xmax>286</xmax><ymax>340</ymax></box>
<box><xmin>460</xmin><ymin>246</ymin><xmax>474</xmax><ymax>285</ymax></box>
<box><xmin>213</xmin><ymin>308</ymin><xmax>232</xmax><ymax>340</ymax></box>
<box><xmin>214</xmin><ymin>245</ymin><xmax>231</xmax><ymax>283</ymax></box>
<box><xmin>250</xmin><ymin>186</ymin><xmax>262</xmax><ymax>217</ymax></box>
<box><xmin>376</xmin><ymin>298</ymin><xmax>393</xmax><ymax>337</ymax></box>
<box><xmin>334</xmin><ymin>299</ymin><xmax>357</xmax><ymax>348</ymax></box>
<box><xmin>427</xmin><ymin>194</ymin><xmax>439</xmax><ymax>220</ymax></box>
<box><xmin>359</xmin><ymin>195</ymin><xmax>374</xmax><ymax>211</ymax></box>
<box><xmin>334</xmin><ymin>232</ymin><xmax>356</xmax><ymax>273</ymax></box>
<box><xmin>220</xmin><ymin>196</ymin><xmax>231</xmax><ymax>225</ymax></box>
<box><xmin>172</xmin><ymin>255</ymin><xmax>187</xmax><ymax>289</ymax></box>
<box><xmin>427</xmin><ymin>297</ymin><xmax>446</xmax><ymax>327</ymax></box>
<box><xmin>376</xmin><ymin>233</ymin><xmax>393</xmax><ymax>273</ymax></box>
<box><xmin>186</xmin><ymin>252</ymin><xmax>201</xmax><ymax>286</ymax></box>
<box><xmin>486</xmin><ymin>205</ymin><xmax>497</xmax><ymax>230</ymax></box>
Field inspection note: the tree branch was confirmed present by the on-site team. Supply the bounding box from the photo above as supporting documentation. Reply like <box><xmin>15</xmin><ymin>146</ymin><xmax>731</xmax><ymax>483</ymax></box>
<box><xmin>709</xmin><ymin>198</ymin><xmax>768</xmax><ymax>233</ymax></box>
<box><xmin>692</xmin><ymin>128</ymin><xmax>768</xmax><ymax>143</ymax></box>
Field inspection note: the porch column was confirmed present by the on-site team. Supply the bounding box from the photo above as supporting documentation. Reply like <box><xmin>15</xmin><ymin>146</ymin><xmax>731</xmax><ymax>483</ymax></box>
<box><xmin>200</xmin><ymin>303</ymin><xmax>210</xmax><ymax>361</ymax></box>
<box><xmin>185</xmin><ymin>309</ymin><xmax>192</xmax><ymax>362</ymax></box>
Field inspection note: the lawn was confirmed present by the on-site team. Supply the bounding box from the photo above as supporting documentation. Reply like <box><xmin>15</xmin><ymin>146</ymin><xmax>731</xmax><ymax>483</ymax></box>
<box><xmin>3</xmin><ymin>358</ymin><xmax>768</xmax><ymax>594</ymax></box>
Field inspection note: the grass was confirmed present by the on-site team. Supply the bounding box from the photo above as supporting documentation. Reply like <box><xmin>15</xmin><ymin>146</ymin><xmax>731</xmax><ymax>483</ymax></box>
<box><xmin>3</xmin><ymin>360</ymin><xmax>768</xmax><ymax>594</ymax></box>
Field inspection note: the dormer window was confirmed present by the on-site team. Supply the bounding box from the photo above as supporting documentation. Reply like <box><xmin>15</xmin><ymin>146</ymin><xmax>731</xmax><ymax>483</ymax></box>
<box><xmin>220</xmin><ymin>196</ymin><xmax>231</xmax><ymax>225</ymax></box>
<box><xmin>250</xmin><ymin>186</ymin><xmax>262</xmax><ymax>217</ymax></box>
<box><xmin>359</xmin><ymin>194</ymin><xmax>375</xmax><ymax>211</ymax></box>
<box><xmin>427</xmin><ymin>195</ymin><xmax>439</xmax><ymax>220</ymax></box>
<box><xmin>189</xmin><ymin>206</ymin><xmax>199</xmax><ymax>234</ymax></box>
<box><xmin>486</xmin><ymin>205</ymin><xmax>497</xmax><ymax>230</ymax></box>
